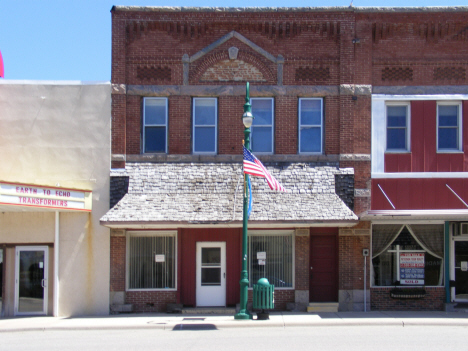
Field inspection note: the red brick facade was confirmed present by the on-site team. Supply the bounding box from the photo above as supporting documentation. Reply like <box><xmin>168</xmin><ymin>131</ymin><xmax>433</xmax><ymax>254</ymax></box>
<box><xmin>371</xmin><ymin>288</ymin><xmax>446</xmax><ymax>311</ymax></box>
<box><xmin>109</xmin><ymin>7</ymin><xmax>468</xmax><ymax>313</ymax></box>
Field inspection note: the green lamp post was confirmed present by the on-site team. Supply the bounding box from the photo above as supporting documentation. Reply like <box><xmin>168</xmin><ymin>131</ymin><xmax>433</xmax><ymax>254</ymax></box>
<box><xmin>235</xmin><ymin>82</ymin><xmax>254</xmax><ymax>320</ymax></box>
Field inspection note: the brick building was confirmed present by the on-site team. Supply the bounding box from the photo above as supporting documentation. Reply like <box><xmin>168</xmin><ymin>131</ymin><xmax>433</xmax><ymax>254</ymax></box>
<box><xmin>101</xmin><ymin>6</ymin><xmax>468</xmax><ymax>313</ymax></box>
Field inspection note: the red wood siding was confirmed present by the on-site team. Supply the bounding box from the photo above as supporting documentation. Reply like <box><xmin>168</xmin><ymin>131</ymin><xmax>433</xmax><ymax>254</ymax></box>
<box><xmin>385</xmin><ymin>101</ymin><xmax>467</xmax><ymax>173</ymax></box>
<box><xmin>372</xmin><ymin>178</ymin><xmax>468</xmax><ymax>210</ymax></box>
<box><xmin>179</xmin><ymin>228</ymin><xmax>241</xmax><ymax>307</ymax></box>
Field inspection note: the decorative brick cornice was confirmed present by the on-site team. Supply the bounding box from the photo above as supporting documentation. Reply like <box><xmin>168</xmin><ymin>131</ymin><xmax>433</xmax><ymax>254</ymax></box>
<box><xmin>112</xmin><ymin>6</ymin><xmax>468</xmax><ymax>13</ymax></box>
<box><xmin>191</xmin><ymin>49</ymin><xmax>275</xmax><ymax>84</ymax></box>
<box><xmin>189</xmin><ymin>31</ymin><xmax>278</xmax><ymax>64</ymax></box>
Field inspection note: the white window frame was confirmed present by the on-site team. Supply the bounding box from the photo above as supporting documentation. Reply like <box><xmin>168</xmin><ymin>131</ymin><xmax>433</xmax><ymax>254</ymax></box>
<box><xmin>250</xmin><ymin>98</ymin><xmax>274</xmax><ymax>154</ymax></box>
<box><xmin>143</xmin><ymin>97</ymin><xmax>168</xmax><ymax>154</ymax></box>
<box><xmin>247</xmin><ymin>230</ymin><xmax>295</xmax><ymax>290</ymax></box>
<box><xmin>126</xmin><ymin>231</ymin><xmax>177</xmax><ymax>291</ymax></box>
<box><xmin>437</xmin><ymin>101</ymin><xmax>463</xmax><ymax>153</ymax></box>
<box><xmin>385</xmin><ymin>102</ymin><xmax>411</xmax><ymax>153</ymax></box>
<box><xmin>298</xmin><ymin>98</ymin><xmax>324</xmax><ymax>154</ymax></box>
<box><xmin>193</xmin><ymin>97</ymin><xmax>217</xmax><ymax>154</ymax></box>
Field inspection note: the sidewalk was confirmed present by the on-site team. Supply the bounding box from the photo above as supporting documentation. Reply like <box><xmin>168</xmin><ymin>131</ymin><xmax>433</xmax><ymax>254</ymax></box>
<box><xmin>1</xmin><ymin>311</ymin><xmax>468</xmax><ymax>332</ymax></box>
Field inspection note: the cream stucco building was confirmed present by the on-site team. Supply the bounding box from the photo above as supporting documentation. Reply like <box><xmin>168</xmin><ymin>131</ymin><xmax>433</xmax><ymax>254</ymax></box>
<box><xmin>0</xmin><ymin>81</ymin><xmax>111</xmax><ymax>317</ymax></box>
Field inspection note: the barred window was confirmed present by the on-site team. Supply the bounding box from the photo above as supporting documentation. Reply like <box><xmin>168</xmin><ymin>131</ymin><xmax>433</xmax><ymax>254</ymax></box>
<box><xmin>127</xmin><ymin>232</ymin><xmax>176</xmax><ymax>290</ymax></box>
<box><xmin>248</xmin><ymin>231</ymin><xmax>294</xmax><ymax>288</ymax></box>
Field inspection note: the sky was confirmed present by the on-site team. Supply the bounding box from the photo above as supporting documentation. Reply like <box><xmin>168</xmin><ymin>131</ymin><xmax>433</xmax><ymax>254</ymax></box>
<box><xmin>1</xmin><ymin>0</ymin><xmax>467</xmax><ymax>81</ymax></box>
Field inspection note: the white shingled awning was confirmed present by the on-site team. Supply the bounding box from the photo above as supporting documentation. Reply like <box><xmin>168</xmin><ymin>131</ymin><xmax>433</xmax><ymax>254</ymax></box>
<box><xmin>100</xmin><ymin>162</ymin><xmax>358</xmax><ymax>228</ymax></box>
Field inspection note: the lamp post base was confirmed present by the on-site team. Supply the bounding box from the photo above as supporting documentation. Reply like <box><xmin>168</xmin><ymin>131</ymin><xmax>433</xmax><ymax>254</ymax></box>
<box><xmin>234</xmin><ymin>311</ymin><xmax>253</xmax><ymax>320</ymax></box>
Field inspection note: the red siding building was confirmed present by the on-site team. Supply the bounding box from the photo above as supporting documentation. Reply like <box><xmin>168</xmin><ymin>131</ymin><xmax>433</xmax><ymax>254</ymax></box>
<box><xmin>102</xmin><ymin>6</ymin><xmax>468</xmax><ymax>313</ymax></box>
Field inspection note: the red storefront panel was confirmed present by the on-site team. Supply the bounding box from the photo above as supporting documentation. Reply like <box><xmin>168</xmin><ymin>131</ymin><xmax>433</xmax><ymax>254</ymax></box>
<box><xmin>371</xmin><ymin>178</ymin><xmax>468</xmax><ymax>210</ymax></box>
<box><xmin>179</xmin><ymin>228</ymin><xmax>241</xmax><ymax>307</ymax></box>
<box><xmin>385</xmin><ymin>101</ymin><xmax>468</xmax><ymax>173</ymax></box>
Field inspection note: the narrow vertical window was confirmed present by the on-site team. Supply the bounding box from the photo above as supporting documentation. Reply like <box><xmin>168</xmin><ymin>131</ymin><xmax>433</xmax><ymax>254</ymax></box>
<box><xmin>438</xmin><ymin>103</ymin><xmax>462</xmax><ymax>152</ymax></box>
<box><xmin>251</xmin><ymin>98</ymin><xmax>274</xmax><ymax>154</ymax></box>
<box><xmin>143</xmin><ymin>98</ymin><xmax>168</xmax><ymax>153</ymax></box>
<box><xmin>299</xmin><ymin>98</ymin><xmax>323</xmax><ymax>153</ymax></box>
<box><xmin>193</xmin><ymin>98</ymin><xmax>217</xmax><ymax>154</ymax></box>
<box><xmin>386</xmin><ymin>104</ymin><xmax>409</xmax><ymax>152</ymax></box>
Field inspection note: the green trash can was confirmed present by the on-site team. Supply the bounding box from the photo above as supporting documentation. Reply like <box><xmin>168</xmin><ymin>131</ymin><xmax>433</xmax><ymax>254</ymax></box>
<box><xmin>252</xmin><ymin>278</ymin><xmax>274</xmax><ymax>320</ymax></box>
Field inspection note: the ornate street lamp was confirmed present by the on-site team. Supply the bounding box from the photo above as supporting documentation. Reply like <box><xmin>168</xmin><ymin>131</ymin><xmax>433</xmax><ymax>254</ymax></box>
<box><xmin>235</xmin><ymin>82</ymin><xmax>254</xmax><ymax>320</ymax></box>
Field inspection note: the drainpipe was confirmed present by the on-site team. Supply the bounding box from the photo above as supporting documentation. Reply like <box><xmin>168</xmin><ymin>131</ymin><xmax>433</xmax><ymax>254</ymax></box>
<box><xmin>54</xmin><ymin>211</ymin><xmax>60</xmax><ymax>316</ymax></box>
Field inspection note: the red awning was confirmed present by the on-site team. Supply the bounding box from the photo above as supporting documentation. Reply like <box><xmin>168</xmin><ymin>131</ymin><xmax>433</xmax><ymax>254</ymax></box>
<box><xmin>371</xmin><ymin>178</ymin><xmax>468</xmax><ymax>211</ymax></box>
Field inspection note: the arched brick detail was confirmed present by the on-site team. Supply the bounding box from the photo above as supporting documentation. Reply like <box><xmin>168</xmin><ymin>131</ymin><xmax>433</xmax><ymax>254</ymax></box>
<box><xmin>190</xmin><ymin>50</ymin><xmax>275</xmax><ymax>84</ymax></box>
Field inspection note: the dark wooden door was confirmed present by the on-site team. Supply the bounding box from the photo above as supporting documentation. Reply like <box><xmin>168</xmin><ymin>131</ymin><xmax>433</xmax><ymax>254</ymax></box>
<box><xmin>309</xmin><ymin>234</ymin><xmax>338</xmax><ymax>302</ymax></box>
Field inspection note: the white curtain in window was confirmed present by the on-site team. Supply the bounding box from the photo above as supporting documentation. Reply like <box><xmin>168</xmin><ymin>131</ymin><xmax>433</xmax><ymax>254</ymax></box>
<box><xmin>407</xmin><ymin>224</ymin><xmax>444</xmax><ymax>259</ymax></box>
<box><xmin>372</xmin><ymin>224</ymin><xmax>404</xmax><ymax>258</ymax></box>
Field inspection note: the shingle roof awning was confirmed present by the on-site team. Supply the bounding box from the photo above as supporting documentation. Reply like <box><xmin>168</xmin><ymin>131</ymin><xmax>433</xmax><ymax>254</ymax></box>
<box><xmin>100</xmin><ymin>163</ymin><xmax>357</xmax><ymax>227</ymax></box>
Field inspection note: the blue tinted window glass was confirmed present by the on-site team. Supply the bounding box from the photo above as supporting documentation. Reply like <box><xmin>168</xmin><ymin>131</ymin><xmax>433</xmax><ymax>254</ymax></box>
<box><xmin>194</xmin><ymin>99</ymin><xmax>216</xmax><ymax>125</ymax></box>
<box><xmin>388</xmin><ymin>115</ymin><xmax>407</xmax><ymax>127</ymax></box>
<box><xmin>439</xmin><ymin>115</ymin><xmax>458</xmax><ymax>127</ymax></box>
<box><xmin>439</xmin><ymin>105</ymin><xmax>458</xmax><ymax>127</ymax></box>
<box><xmin>145</xmin><ymin>99</ymin><xmax>167</xmax><ymax>125</ymax></box>
<box><xmin>145</xmin><ymin>127</ymin><xmax>166</xmax><ymax>153</ymax></box>
<box><xmin>252</xmin><ymin>99</ymin><xmax>273</xmax><ymax>125</ymax></box>
<box><xmin>300</xmin><ymin>127</ymin><xmax>321</xmax><ymax>153</ymax></box>
<box><xmin>300</xmin><ymin>99</ymin><xmax>322</xmax><ymax>125</ymax></box>
<box><xmin>252</xmin><ymin>127</ymin><xmax>272</xmax><ymax>153</ymax></box>
<box><xmin>387</xmin><ymin>106</ymin><xmax>407</xmax><ymax>127</ymax></box>
<box><xmin>438</xmin><ymin>128</ymin><xmax>458</xmax><ymax>149</ymax></box>
<box><xmin>194</xmin><ymin>127</ymin><xmax>216</xmax><ymax>152</ymax></box>
<box><xmin>387</xmin><ymin>129</ymin><xmax>406</xmax><ymax>150</ymax></box>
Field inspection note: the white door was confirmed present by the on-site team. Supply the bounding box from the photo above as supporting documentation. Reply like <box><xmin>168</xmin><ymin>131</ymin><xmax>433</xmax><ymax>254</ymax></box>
<box><xmin>15</xmin><ymin>246</ymin><xmax>48</xmax><ymax>315</ymax></box>
<box><xmin>196</xmin><ymin>242</ymin><xmax>226</xmax><ymax>307</ymax></box>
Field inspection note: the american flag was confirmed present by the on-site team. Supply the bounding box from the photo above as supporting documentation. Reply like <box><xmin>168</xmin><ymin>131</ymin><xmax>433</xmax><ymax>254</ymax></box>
<box><xmin>243</xmin><ymin>146</ymin><xmax>286</xmax><ymax>192</ymax></box>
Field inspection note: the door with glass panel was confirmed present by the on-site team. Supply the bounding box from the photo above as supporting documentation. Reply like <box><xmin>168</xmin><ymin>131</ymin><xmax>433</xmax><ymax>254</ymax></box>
<box><xmin>454</xmin><ymin>241</ymin><xmax>468</xmax><ymax>301</ymax></box>
<box><xmin>15</xmin><ymin>246</ymin><xmax>48</xmax><ymax>315</ymax></box>
<box><xmin>196</xmin><ymin>242</ymin><xmax>226</xmax><ymax>307</ymax></box>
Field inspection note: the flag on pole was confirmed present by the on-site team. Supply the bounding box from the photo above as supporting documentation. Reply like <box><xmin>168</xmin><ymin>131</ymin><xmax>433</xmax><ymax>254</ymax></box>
<box><xmin>243</xmin><ymin>146</ymin><xmax>286</xmax><ymax>192</ymax></box>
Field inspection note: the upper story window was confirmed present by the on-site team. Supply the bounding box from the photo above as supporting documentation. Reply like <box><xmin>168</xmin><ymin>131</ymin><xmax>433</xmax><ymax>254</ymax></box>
<box><xmin>386</xmin><ymin>103</ymin><xmax>410</xmax><ymax>152</ymax></box>
<box><xmin>437</xmin><ymin>102</ymin><xmax>462</xmax><ymax>152</ymax></box>
<box><xmin>193</xmin><ymin>98</ymin><xmax>217</xmax><ymax>154</ymax></box>
<box><xmin>251</xmin><ymin>98</ymin><xmax>274</xmax><ymax>154</ymax></box>
<box><xmin>299</xmin><ymin>98</ymin><xmax>323</xmax><ymax>154</ymax></box>
<box><xmin>143</xmin><ymin>98</ymin><xmax>168</xmax><ymax>153</ymax></box>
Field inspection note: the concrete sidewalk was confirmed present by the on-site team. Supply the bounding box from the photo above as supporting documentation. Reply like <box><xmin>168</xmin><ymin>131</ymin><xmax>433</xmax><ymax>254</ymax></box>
<box><xmin>1</xmin><ymin>311</ymin><xmax>468</xmax><ymax>332</ymax></box>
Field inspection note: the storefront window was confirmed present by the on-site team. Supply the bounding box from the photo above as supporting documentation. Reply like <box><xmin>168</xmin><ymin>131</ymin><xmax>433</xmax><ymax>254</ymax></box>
<box><xmin>248</xmin><ymin>232</ymin><xmax>293</xmax><ymax>288</ymax></box>
<box><xmin>127</xmin><ymin>232</ymin><xmax>176</xmax><ymax>290</ymax></box>
<box><xmin>372</xmin><ymin>225</ymin><xmax>444</xmax><ymax>287</ymax></box>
